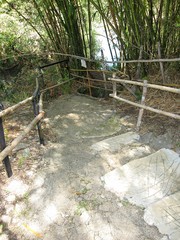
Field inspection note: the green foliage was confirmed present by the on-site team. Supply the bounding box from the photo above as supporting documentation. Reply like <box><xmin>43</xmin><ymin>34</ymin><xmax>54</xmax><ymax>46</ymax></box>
<box><xmin>75</xmin><ymin>198</ymin><xmax>100</xmax><ymax>215</ymax></box>
<box><xmin>0</xmin><ymin>0</ymin><xmax>179</xmax><ymax>103</ymax></box>
<box><xmin>90</xmin><ymin>0</ymin><xmax>180</xmax><ymax>60</ymax></box>
<box><xmin>18</xmin><ymin>156</ymin><xmax>26</xmax><ymax>168</ymax></box>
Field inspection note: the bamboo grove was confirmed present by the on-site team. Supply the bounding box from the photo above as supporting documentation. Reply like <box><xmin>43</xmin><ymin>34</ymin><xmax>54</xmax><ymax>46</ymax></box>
<box><xmin>90</xmin><ymin>0</ymin><xmax>180</xmax><ymax>60</ymax></box>
<box><xmin>1</xmin><ymin>0</ymin><xmax>180</xmax><ymax>61</ymax></box>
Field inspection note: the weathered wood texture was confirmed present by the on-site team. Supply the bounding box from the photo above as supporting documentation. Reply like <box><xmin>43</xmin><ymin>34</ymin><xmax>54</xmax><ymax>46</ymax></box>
<box><xmin>136</xmin><ymin>80</ymin><xmax>148</xmax><ymax>130</ymax></box>
<box><xmin>108</xmin><ymin>78</ymin><xmax>180</xmax><ymax>94</ymax></box>
<box><xmin>0</xmin><ymin>97</ymin><xmax>33</xmax><ymax>118</ymax></box>
<box><xmin>110</xmin><ymin>94</ymin><xmax>180</xmax><ymax>120</ymax></box>
<box><xmin>0</xmin><ymin>112</ymin><xmax>44</xmax><ymax>163</ymax></box>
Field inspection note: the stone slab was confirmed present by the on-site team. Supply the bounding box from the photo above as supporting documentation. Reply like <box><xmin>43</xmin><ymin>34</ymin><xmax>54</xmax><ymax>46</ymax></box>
<box><xmin>102</xmin><ymin>148</ymin><xmax>180</xmax><ymax>207</ymax></box>
<box><xmin>91</xmin><ymin>132</ymin><xmax>140</xmax><ymax>153</ymax></box>
<box><xmin>144</xmin><ymin>192</ymin><xmax>180</xmax><ymax>240</ymax></box>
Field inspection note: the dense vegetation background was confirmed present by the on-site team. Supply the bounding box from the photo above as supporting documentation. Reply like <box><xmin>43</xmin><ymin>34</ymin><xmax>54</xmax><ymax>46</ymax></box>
<box><xmin>0</xmin><ymin>0</ymin><xmax>179</xmax><ymax>101</ymax></box>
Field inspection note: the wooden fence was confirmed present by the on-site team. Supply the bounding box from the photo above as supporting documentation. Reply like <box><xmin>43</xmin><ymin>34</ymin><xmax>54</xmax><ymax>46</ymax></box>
<box><xmin>0</xmin><ymin>58</ymin><xmax>74</xmax><ymax>177</ymax></box>
<box><xmin>0</xmin><ymin>53</ymin><xmax>179</xmax><ymax>178</ymax></box>
<box><xmin>108</xmin><ymin>77</ymin><xmax>180</xmax><ymax>130</ymax></box>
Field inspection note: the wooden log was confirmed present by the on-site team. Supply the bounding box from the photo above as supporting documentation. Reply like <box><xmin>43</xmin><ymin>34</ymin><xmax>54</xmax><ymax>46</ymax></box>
<box><xmin>0</xmin><ymin>111</ymin><xmax>44</xmax><ymax>163</ymax></box>
<box><xmin>136</xmin><ymin>80</ymin><xmax>148</xmax><ymax>131</ymax></box>
<box><xmin>110</xmin><ymin>94</ymin><xmax>180</xmax><ymax>120</ymax></box>
<box><xmin>0</xmin><ymin>97</ymin><xmax>33</xmax><ymax>118</ymax></box>
<box><xmin>108</xmin><ymin>78</ymin><xmax>180</xmax><ymax>94</ymax></box>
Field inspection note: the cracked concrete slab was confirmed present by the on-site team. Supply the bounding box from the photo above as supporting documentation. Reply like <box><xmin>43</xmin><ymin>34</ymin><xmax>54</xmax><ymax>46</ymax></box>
<box><xmin>144</xmin><ymin>192</ymin><xmax>180</xmax><ymax>240</ymax></box>
<box><xmin>102</xmin><ymin>148</ymin><xmax>180</xmax><ymax>207</ymax></box>
<box><xmin>91</xmin><ymin>131</ymin><xmax>140</xmax><ymax>152</ymax></box>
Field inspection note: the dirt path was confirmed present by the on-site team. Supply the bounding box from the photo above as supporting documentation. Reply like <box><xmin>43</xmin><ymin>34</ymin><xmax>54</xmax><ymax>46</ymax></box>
<box><xmin>1</xmin><ymin>95</ymin><xmax>166</xmax><ymax>240</ymax></box>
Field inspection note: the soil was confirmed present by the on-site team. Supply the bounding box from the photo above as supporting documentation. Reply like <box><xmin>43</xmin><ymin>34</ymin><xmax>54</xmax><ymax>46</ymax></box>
<box><xmin>0</xmin><ymin>93</ymin><xmax>179</xmax><ymax>240</ymax></box>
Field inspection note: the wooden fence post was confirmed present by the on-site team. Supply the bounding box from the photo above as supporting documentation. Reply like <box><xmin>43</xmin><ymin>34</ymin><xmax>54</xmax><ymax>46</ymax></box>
<box><xmin>87</xmin><ymin>69</ymin><xmax>92</xmax><ymax>96</ymax></box>
<box><xmin>158</xmin><ymin>42</ymin><xmax>165</xmax><ymax>84</ymax></box>
<box><xmin>101</xmin><ymin>49</ymin><xmax>107</xmax><ymax>91</ymax></box>
<box><xmin>32</xmin><ymin>78</ymin><xmax>44</xmax><ymax>145</ymax></box>
<box><xmin>112</xmin><ymin>73</ymin><xmax>117</xmax><ymax>97</ymax></box>
<box><xmin>136</xmin><ymin>80</ymin><xmax>148</xmax><ymax>131</ymax></box>
<box><xmin>0</xmin><ymin>104</ymin><xmax>13</xmax><ymax>177</ymax></box>
<box><xmin>135</xmin><ymin>45</ymin><xmax>143</xmax><ymax>79</ymax></box>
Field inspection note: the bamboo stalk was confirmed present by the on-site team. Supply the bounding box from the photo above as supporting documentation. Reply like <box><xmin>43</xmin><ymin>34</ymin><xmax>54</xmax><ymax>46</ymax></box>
<box><xmin>136</xmin><ymin>80</ymin><xmax>148</xmax><ymax>131</ymax></box>
<box><xmin>110</xmin><ymin>94</ymin><xmax>180</xmax><ymax>120</ymax></box>
<box><xmin>108</xmin><ymin>78</ymin><xmax>180</xmax><ymax>94</ymax></box>
<box><xmin>0</xmin><ymin>97</ymin><xmax>33</xmax><ymax>118</ymax></box>
<box><xmin>0</xmin><ymin>112</ymin><xmax>45</xmax><ymax>163</ymax></box>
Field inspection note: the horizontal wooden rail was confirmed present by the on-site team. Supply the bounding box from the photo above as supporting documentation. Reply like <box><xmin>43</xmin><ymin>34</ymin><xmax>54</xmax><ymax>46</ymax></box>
<box><xmin>70</xmin><ymin>69</ymin><xmax>113</xmax><ymax>73</ymax></box>
<box><xmin>108</xmin><ymin>78</ymin><xmax>180</xmax><ymax>94</ymax></box>
<box><xmin>0</xmin><ymin>97</ymin><xmax>33</xmax><ymax>118</ymax></box>
<box><xmin>41</xmin><ymin>79</ymin><xmax>73</xmax><ymax>93</ymax></box>
<box><xmin>110</xmin><ymin>94</ymin><xmax>180</xmax><ymax>120</ymax></box>
<box><xmin>39</xmin><ymin>59</ymin><xmax>69</xmax><ymax>69</ymax></box>
<box><xmin>77</xmin><ymin>81</ymin><xmax>112</xmax><ymax>92</ymax></box>
<box><xmin>1</xmin><ymin>51</ymin><xmax>179</xmax><ymax>64</ymax></box>
<box><xmin>71</xmin><ymin>73</ymin><xmax>106</xmax><ymax>83</ymax></box>
<box><xmin>106</xmin><ymin>58</ymin><xmax>180</xmax><ymax>64</ymax></box>
<box><xmin>0</xmin><ymin>111</ymin><xmax>45</xmax><ymax>163</ymax></box>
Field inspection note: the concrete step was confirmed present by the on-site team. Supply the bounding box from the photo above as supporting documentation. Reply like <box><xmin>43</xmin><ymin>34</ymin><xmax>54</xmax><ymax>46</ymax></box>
<box><xmin>144</xmin><ymin>191</ymin><xmax>180</xmax><ymax>240</ymax></box>
<box><xmin>102</xmin><ymin>148</ymin><xmax>180</xmax><ymax>207</ymax></box>
<box><xmin>91</xmin><ymin>131</ymin><xmax>153</xmax><ymax>168</ymax></box>
<box><xmin>91</xmin><ymin>132</ymin><xmax>140</xmax><ymax>153</ymax></box>
<box><xmin>101</xmin><ymin>148</ymin><xmax>180</xmax><ymax>240</ymax></box>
